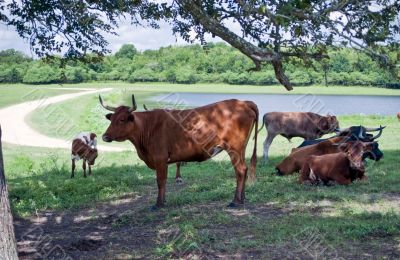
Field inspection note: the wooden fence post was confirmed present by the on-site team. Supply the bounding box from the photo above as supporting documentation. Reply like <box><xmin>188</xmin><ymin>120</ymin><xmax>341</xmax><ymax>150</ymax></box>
<box><xmin>0</xmin><ymin>125</ymin><xmax>18</xmax><ymax>259</ymax></box>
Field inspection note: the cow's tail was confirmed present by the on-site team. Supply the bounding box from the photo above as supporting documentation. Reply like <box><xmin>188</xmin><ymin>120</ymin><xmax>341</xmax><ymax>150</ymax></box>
<box><xmin>249</xmin><ymin>103</ymin><xmax>259</xmax><ymax>184</ymax></box>
<box><xmin>255</xmin><ymin>113</ymin><xmax>266</xmax><ymax>136</ymax></box>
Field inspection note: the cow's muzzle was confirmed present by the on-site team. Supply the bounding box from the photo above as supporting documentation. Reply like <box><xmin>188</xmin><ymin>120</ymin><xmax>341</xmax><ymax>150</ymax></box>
<box><xmin>102</xmin><ymin>134</ymin><xmax>112</xmax><ymax>143</ymax></box>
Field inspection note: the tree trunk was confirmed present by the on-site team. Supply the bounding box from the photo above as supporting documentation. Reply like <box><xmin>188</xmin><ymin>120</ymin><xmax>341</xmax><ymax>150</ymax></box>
<box><xmin>0</xmin><ymin>125</ymin><xmax>18</xmax><ymax>259</ymax></box>
<box><xmin>324</xmin><ymin>68</ymin><xmax>328</xmax><ymax>87</ymax></box>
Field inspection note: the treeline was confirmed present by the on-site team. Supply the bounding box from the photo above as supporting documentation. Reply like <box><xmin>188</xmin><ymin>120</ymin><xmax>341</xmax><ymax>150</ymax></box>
<box><xmin>0</xmin><ymin>43</ymin><xmax>398</xmax><ymax>87</ymax></box>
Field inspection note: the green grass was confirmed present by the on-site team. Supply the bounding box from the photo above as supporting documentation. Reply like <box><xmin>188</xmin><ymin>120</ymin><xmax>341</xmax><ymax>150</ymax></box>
<box><xmin>3</xmin><ymin>140</ymin><xmax>400</xmax><ymax>256</ymax></box>
<box><xmin>0</xmin><ymin>84</ymin><xmax>81</xmax><ymax>108</ymax></box>
<box><xmin>1</xmin><ymin>82</ymin><xmax>400</xmax><ymax>257</ymax></box>
<box><xmin>3</xmin><ymin>82</ymin><xmax>400</xmax><ymax>96</ymax></box>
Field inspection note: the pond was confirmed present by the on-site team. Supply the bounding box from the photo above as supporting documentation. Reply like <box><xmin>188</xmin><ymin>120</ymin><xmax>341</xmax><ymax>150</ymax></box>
<box><xmin>153</xmin><ymin>93</ymin><xmax>400</xmax><ymax>116</ymax></box>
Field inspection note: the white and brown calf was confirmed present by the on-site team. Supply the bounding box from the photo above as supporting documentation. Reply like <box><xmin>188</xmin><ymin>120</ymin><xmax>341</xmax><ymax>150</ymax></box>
<box><xmin>71</xmin><ymin>137</ymin><xmax>98</xmax><ymax>178</ymax></box>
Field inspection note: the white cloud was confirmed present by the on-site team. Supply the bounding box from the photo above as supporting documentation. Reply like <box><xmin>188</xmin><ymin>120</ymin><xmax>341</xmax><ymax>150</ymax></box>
<box><xmin>0</xmin><ymin>24</ymin><xmax>33</xmax><ymax>56</ymax></box>
<box><xmin>0</xmin><ymin>19</ymin><xmax>227</xmax><ymax>55</ymax></box>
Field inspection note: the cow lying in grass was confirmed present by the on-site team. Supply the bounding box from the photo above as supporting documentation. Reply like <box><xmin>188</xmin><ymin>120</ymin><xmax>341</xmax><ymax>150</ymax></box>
<box><xmin>275</xmin><ymin>136</ymin><xmax>383</xmax><ymax>175</ymax></box>
<box><xmin>299</xmin><ymin>141</ymin><xmax>375</xmax><ymax>185</ymax></box>
<box><xmin>71</xmin><ymin>132</ymin><xmax>98</xmax><ymax>178</ymax></box>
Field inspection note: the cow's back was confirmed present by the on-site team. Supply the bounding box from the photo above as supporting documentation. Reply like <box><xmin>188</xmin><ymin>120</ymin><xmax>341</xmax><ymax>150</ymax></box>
<box><xmin>264</xmin><ymin>112</ymin><xmax>322</xmax><ymax>139</ymax></box>
<box><xmin>276</xmin><ymin>136</ymin><xmax>343</xmax><ymax>174</ymax></box>
<box><xmin>308</xmin><ymin>153</ymin><xmax>351</xmax><ymax>181</ymax></box>
<box><xmin>141</xmin><ymin>99</ymin><xmax>258</xmax><ymax>163</ymax></box>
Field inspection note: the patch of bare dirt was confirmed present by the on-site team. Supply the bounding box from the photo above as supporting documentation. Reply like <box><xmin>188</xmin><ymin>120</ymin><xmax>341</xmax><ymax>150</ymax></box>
<box><xmin>14</xmin><ymin>191</ymin><xmax>400</xmax><ymax>259</ymax></box>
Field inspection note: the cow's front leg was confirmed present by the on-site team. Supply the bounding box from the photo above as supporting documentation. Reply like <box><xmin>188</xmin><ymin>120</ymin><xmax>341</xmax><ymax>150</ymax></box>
<box><xmin>152</xmin><ymin>163</ymin><xmax>168</xmax><ymax>210</ymax></box>
<box><xmin>175</xmin><ymin>162</ymin><xmax>183</xmax><ymax>184</ymax></box>
<box><xmin>82</xmin><ymin>160</ymin><xmax>87</xmax><ymax>178</ymax></box>
<box><xmin>332</xmin><ymin>174</ymin><xmax>351</xmax><ymax>185</ymax></box>
<box><xmin>71</xmin><ymin>159</ymin><xmax>76</xmax><ymax>178</ymax></box>
<box><xmin>89</xmin><ymin>165</ymin><xmax>92</xmax><ymax>176</ymax></box>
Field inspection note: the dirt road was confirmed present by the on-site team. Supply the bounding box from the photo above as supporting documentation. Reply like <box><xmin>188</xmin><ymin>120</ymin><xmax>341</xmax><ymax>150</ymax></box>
<box><xmin>0</xmin><ymin>88</ymin><xmax>126</xmax><ymax>152</ymax></box>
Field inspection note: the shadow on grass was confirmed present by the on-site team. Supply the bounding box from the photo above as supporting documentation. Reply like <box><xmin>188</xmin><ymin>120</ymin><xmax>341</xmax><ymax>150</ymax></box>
<box><xmin>9</xmin><ymin>149</ymin><xmax>400</xmax><ymax>258</ymax></box>
<box><xmin>8</xmin><ymin>149</ymin><xmax>400</xmax><ymax>217</ymax></box>
<box><xmin>13</xmin><ymin>189</ymin><xmax>400</xmax><ymax>259</ymax></box>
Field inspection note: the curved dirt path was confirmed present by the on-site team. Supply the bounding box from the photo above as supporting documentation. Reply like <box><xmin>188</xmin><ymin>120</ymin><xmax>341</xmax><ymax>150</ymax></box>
<box><xmin>0</xmin><ymin>88</ymin><xmax>127</xmax><ymax>152</ymax></box>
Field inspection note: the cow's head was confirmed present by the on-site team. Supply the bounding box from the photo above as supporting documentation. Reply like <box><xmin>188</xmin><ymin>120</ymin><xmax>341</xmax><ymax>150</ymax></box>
<box><xmin>318</xmin><ymin>115</ymin><xmax>339</xmax><ymax>134</ymax></box>
<box><xmin>338</xmin><ymin>141</ymin><xmax>376</xmax><ymax>171</ymax></box>
<box><xmin>336</xmin><ymin>125</ymin><xmax>385</xmax><ymax>142</ymax></box>
<box><xmin>86</xmin><ymin>148</ymin><xmax>98</xmax><ymax>166</ymax></box>
<box><xmin>99</xmin><ymin>95</ymin><xmax>137</xmax><ymax>143</ymax></box>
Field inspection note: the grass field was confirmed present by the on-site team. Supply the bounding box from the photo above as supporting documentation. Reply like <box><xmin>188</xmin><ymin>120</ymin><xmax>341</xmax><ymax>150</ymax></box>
<box><xmin>1</xmin><ymin>83</ymin><xmax>400</xmax><ymax>258</ymax></box>
<box><xmin>4</xmin><ymin>81</ymin><xmax>400</xmax><ymax>96</ymax></box>
<box><xmin>0</xmin><ymin>85</ymin><xmax>81</xmax><ymax>108</ymax></box>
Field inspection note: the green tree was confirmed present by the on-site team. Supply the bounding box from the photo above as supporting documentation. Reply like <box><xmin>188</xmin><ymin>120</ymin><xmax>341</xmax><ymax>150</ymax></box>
<box><xmin>1</xmin><ymin>1</ymin><xmax>398</xmax><ymax>90</ymax></box>
<box><xmin>23</xmin><ymin>64</ymin><xmax>61</xmax><ymax>84</ymax></box>
<box><xmin>115</xmin><ymin>44</ymin><xmax>137</xmax><ymax>59</ymax></box>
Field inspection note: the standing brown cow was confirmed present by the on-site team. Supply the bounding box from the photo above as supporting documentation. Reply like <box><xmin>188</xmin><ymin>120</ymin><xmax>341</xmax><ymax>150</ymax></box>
<box><xmin>299</xmin><ymin>142</ymin><xmax>375</xmax><ymax>185</ymax></box>
<box><xmin>100</xmin><ymin>95</ymin><xmax>258</xmax><ymax>209</ymax></box>
<box><xmin>258</xmin><ymin>112</ymin><xmax>339</xmax><ymax>162</ymax></box>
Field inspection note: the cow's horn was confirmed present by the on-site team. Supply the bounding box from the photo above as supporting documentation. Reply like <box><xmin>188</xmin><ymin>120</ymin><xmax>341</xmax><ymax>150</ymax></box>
<box><xmin>337</xmin><ymin>127</ymin><xmax>350</xmax><ymax>133</ymax></box>
<box><xmin>365</xmin><ymin>125</ymin><xmax>386</xmax><ymax>132</ymax></box>
<box><xmin>371</xmin><ymin>125</ymin><xmax>385</xmax><ymax>140</ymax></box>
<box><xmin>143</xmin><ymin>104</ymin><xmax>148</xmax><ymax>111</ymax></box>
<box><xmin>99</xmin><ymin>95</ymin><xmax>116</xmax><ymax>112</ymax></box>
<box><xmin>128</xmin><ymin>95</ymin><xmax>137</xmax><ymax>112</ymax></box>
<box><xmin>358</xmin><ymin>125</ymin><xmax>365</xmax><ymax>139</ymax></box>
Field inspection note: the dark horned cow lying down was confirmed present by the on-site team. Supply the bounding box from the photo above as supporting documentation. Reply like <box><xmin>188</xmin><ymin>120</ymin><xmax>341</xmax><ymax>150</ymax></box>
<box><xmin>275</xmin><ymin>136</ymin><xmax>382</xmax><ymax>175</ymax></box>
<box><xmin>293</xmin><ymin>125</ymin><xmax>385</xmax><ymax>161</ymax></box>
<box><xmin>100</xmin><ymin>95</ymin><xmax>259</xmax><ymax>209</ymax></box>
<box><xmin>299</xmin><ymin>141</ymin><xmax>376</xmax><ymax>185</ymax></box>
<box><xmin>296</xmin><ymin>125</ymin><xmax>385</xmax><ymax>149</ymax></box>
<box><xmin>258</xmin><ymin>112</ymin><xmax>339</xmax><ymax>161</ymax></box>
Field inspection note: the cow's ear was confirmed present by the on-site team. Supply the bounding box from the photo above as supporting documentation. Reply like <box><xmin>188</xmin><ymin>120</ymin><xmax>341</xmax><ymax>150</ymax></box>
<box><xmin>128</xmin><ymin>114</ymin><xmax>134</xmax><ymax>122</ymax></box>
<box><xmin>337</xmin><ymin>142</ymin><xmax>350</xmax><ymax>151</ymax></box>
<box><xmin>318</xmin><ymin>118</ymin><xmax>329</xmax><ymax>131</ymax></box>
<box><xmin>106</xmin><ymin>113</ymin><xmax>112</xmax><ymax>120</ymax></box>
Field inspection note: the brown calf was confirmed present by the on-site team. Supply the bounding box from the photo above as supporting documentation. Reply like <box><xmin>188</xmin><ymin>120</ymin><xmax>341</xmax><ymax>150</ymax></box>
<box><xmin>299</xmin><ymin>142</ymin><xmax>375</xmax><ymax>185</ymax></box>
<box><xmin>276</xmin><ymin>137</ymin><xmax>345</xmax><ymax>175</ymax></box>
<box><xmin>71</xmin><ymin>139</ymin><xmax>98</xmax><ymax>178</ymax></box>
<box><xmin>258</xmin><ymin>112</ymin><xmax>339</xmax><ymax>161</ymax></box>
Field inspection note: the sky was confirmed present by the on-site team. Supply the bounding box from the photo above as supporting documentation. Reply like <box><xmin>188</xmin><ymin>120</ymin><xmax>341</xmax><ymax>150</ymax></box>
<box><xmin>0</xmin><ymin>19</ymin><xmax>224</xmax><ymax>57</ymax></box>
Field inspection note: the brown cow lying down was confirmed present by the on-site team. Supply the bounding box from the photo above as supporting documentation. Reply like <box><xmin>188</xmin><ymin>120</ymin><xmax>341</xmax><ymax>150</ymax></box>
<box><xmin>258</xmin><ymin>112</ymin><xmax>339</xmax><ymax>162</ymax></box>
<box><xmin>71</xmin><ymin>138</ymin><xmax>98</xmax><ymax>178</ymax></box>
<box><xmin>276</xmin><ymin>136</ymin><xmax>346</xmax><ymax>175</ymax></box>
<box><xmin>299</xmin><ymin>142</ymin><xmax>375</xmax><ymax>185</ymax></box>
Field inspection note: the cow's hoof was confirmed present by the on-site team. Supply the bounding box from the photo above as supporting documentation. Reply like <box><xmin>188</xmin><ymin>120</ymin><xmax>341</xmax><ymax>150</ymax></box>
<box><xmin>175</xmin><ymin>177</ymin><xmax>183</xmax><ymax>184</ymax></box>
<box><xmin>150</xmin><ymin>205</ymin><xmax>161</xmax><ymax>211</ymax></box>
<box><xmin>227</xmin><ymin>202</ymin><xmax>244</xmax><ymax>208</ymax></box>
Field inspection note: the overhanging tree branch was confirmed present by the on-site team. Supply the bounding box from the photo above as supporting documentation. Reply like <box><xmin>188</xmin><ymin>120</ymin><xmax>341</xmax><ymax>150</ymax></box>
<box><xmin>177</xmin><ymin>0</ymin><xmax>294</xmax><ymax>90</ymax></box>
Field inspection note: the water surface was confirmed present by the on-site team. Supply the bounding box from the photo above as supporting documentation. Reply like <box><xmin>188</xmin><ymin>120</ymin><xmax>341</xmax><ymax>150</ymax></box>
<box><xmin>154</xmin><ymin>93</ymin><xmax>400</xmax><ymax>116</ymax></box>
